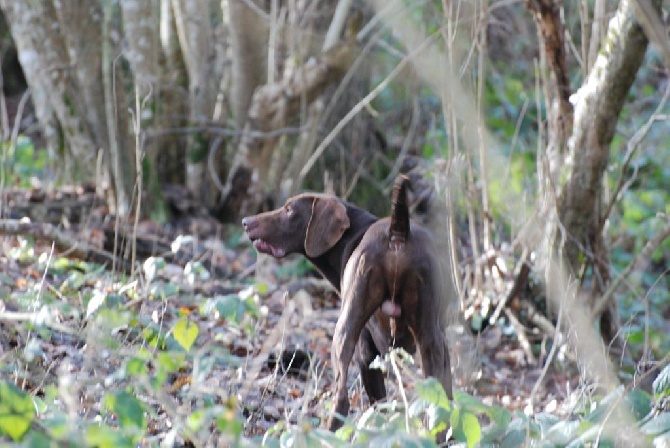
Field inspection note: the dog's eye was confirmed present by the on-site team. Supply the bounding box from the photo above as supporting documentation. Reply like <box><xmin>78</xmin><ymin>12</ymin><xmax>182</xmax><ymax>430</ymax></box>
<box><xmin>285</xmin><ymin>205</ymin><xmax>293</xmax><ymax>216</ymax></box>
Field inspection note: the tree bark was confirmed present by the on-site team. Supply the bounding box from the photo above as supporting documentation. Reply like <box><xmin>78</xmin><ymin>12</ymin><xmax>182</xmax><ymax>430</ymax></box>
<box><xmin>557</xmin><ymin>0</ymin><xmax>658</xmax><ymax>345</ymax></box>
<box><xmin>0</xmin><ymin>7</ymin><xmax>60</xmax><ymax>156</ymax></box>
<box><xmin>0</xmin><ymin>0</ymin><xmax>97</xmax><ymax>174</ymax></box>
<box><xmin>155</xmin><ymin>0</ymin><xmax>188</xmax><ymax>185</ymax></box>
<box><xmin>215</xmin><ymin>42</ymin><xmax>355</xmax><ymax>222</ymax></box>
<box><xmin>0</xmin><ymin>0</ymin><xmax>138</xmax><ymax>215</ymax></box>
<box><xmin>101</xmin><ymin>1</ymin><xmax>136</xmax><ymax>216</ymax></box>
<box><xmin>120</xmin><ymin>0</ymin><xmax>170</xmax><ymax>218</ymax></box>
<box><xmin>120</xmin><ymin>0</ymin><xmax>159</xmax><ymax>93</ymax></box>
<box><xmin>228</xmin><ymin>0</ymin><xmax>268</xmax><ymax>129</ymax></box>
<box><xmin>525</xmin><ymin>0</ymin><xmax>573</xmax><ymax>167</ymax></box>
<box><xmin>172</xmin><ymin>0</ymin><xmax>222</xmax><ymax>207</ymax></box>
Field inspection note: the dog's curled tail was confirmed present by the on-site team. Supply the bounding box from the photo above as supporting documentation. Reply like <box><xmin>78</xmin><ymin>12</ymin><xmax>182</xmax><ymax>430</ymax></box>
<box><xmin>389</xmin><ymin>174</ymin><xmax>410</xmax><ymax>243</ymax></box>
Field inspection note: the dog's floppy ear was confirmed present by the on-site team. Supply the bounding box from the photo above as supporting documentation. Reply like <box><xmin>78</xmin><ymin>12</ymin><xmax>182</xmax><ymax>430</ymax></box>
<box><xmin>305</xmin><ymin>197</ymin><xmax>350</xmax><ymax>257</ymax></box>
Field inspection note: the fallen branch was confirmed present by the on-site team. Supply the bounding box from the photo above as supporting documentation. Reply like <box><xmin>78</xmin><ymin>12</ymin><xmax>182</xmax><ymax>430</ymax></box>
<box><xmin>490</xmin><ymin>251</ymin><xmax>531</xmax><ymax>324</ymax></box>
<box><xmin>0</xmin><ymin>218</ymin><xmax>133</xmax><ymax>272</ymax></box>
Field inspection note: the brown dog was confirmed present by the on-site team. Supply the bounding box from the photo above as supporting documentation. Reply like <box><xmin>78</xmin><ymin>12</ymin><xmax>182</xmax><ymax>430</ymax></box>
<box><xmin>242</xmin><ymin>176</ymin><xmax>453</xmax><ymax>431</ymax></box>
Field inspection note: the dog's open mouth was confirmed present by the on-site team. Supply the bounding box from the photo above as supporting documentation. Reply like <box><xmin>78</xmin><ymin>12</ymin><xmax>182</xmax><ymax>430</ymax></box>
<box><xmin>251</xmin><ymin>239</ymin><xmax>286</xmax><ymax>258</ymax></box>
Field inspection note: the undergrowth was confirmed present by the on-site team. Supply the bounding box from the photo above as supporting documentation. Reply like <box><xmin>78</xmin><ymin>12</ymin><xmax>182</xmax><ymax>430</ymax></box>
<box><xmin>1</xmin><ymin>238</ymin><xmax>670</xmax><ymax>447</ymax></box>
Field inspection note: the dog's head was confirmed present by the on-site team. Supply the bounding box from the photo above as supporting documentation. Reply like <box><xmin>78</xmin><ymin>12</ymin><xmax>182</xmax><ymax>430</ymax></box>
<box><xmin>242</xmin><ymin>193</ymin><xmax>350</xmax><ymax>258</ymax></box>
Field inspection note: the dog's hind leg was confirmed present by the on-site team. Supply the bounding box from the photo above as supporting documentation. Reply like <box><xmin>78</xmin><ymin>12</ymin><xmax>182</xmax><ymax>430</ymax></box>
<box><xmin>328</xmin><ymin>256</ymin><xmax>386</xmax><ymax>431</ymax></box>
<box><xmin>416</xmin><ymin>275</ymin><xmax>453</xmax><ymax>401</ymax></box>
<box><xmin>356</xmin><ymin>327</ymin><xmax>387</xmax><ymax>402</ymax></box>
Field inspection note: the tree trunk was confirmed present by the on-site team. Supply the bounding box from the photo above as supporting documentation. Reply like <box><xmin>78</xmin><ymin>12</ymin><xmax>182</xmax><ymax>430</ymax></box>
<box><xmin>155</xmin><ymin>0</ymin><xmax>188</xmax><ymax>186</ymax></box>
<box><xmin>120</xmin><ymin>0</ymin><xmax>169</xmax><ymax>218</ymax></box>
<box><xmin>215</xmin><ymin>42</ymin><xmax>355</xmax><ymax>222</ymax></box>
<box><xmin>0</xmin><ymin>0</ymin><xmax>97</xmax><ymax>175</ymax></box>
<box><xmin>525</xmin><ymin>0</ymin><xmax>573</xmax><ymax>187</ymax></box>
<box><xmin>557</xmin><ymin>0</ymin><xmax>657</xmax><ymax>345</ymax></box>
<box><xmin>172</xmin><ymin>0</ymin><xmax>222</xmax><ymax>207</ymax></box>
<box><xmin>101</xmin><ymin>1</ymin><xmax>136</xmax><ymax>216</ymax></box>
<box><xmin>228</xmin><ymin>0</ymin><xmax>267</xmax><ymax>129</ymax></box>
<box><xmin>0</xmin><ymin>8</ymin><xmax>60</xmax><ymax>157</ymax></box>
<box><xmin>216</xmin><ymin>1</ymin><xmax>360</xmax><ymax>223</ymax></box>
<box><xmin>59</xmin><ymin>0</ymin><xmax>136</xmax><ymax>215</ymax></box>
<box><xmin>0</xmin><ymin>0</ymin><xmax>137</xmax><ymax>216</ymax></box>
<box><xmin>120</xmin><ymin>0</ymin><xmax>159</xmax><ymax>93</ymax></box>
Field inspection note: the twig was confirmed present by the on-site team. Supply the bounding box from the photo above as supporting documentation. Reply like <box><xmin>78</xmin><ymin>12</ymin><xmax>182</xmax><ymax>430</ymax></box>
<box><xmin>129</xmin><ymin>83</ymin><xmax>153</xmax><ymax>279</ymax></box>
<box><xmin>633</xmin><ymin>0</ymin><xmax>670</xmax><ymax>70</ymax></box>
<box><xmin>1</xmin><ymin>90</ymin><xmax>31</xmax><ymax>220</ymax></box>
<box><xmin>504</xmin><ymin>308</ymin><xmax>537</xmax><ymax>365</ymax></box>
<box><xmin>477</xmin><ymin>0</ymin><xmax>492</xmax><ymax>253</ymax></box>
<box><xmin>298</xmin><ymin>28</ymin><xmax>439</xmax><ymax>183</ymax></box>
<box><xmin>0</xmin><ymin>218</ymin><xmax>134</xmax><ymax>272</ymax></box>
<box><xmin>383</xmin><ymin>98</ymin><xmax>420</xmax><ymax>187</ymax></box>
<box><xmin>239</xmin><ymin>0</ymin><xmax>271</xmax><ymax>21</ymax></box>
<box><xmin>323</xmin><ymin>0</ymin><xmax>353</xmax><ymax>52</ymax></box>
<box><xmin>529</xmin><ymin>285</ymin><xmax>565</xmax><ymax>406</ymax></box>
<box><xmin>587</xmin><ymin>0</ymin><xmax>607</xmax><ymax>74</ymax></box>
<box><xmin>0</xmin><ymin>310</ymin><xmax>79</xmax><ymax>336</ymax></box>
<box><xmin>145</xmin><ymin>124</ymin><xmax>307</xmax><ymax>139</ymax></box>
<box><xmin>524</xmin><ymin>299</ymin><xmax>558</xmax><ymax>340</ymax></box>
<box><xmin>0</xmin><ymin>67</ymin><xmax>8</xmax><ymax>139</ymax></box>
<box><xmin>389</xmin><ymin>349</ymin><xmax>410</xmax><ymax>432</ymax></box>
<box><xmin>600</xmin><ymin>83</ymin><xmax>670</xmax><ymax>230</ymax></box>
<box><xmin>239</xmin><ymin>292</ymin><xmax>296</xmax><ymax>420</ymax></box>
<box><xmin>490</xmin><ymin>251</ymin><xmax>530</xmax><ymax>324</ymax></box>
<box><xmin>592</xmin><ymin>214</ymin><xmax>670</xmax><ymax>320</ymax></box>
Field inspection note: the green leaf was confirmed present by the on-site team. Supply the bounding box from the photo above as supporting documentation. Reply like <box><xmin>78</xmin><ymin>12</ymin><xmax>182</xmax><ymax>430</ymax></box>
<box><xmin>104</xmin><ymin>391</ymin><xmax>146</xmax><ymax>432</ymax></box>
<box><xmin>216</xmin><ymin>405</ymin><xmax>244</xmax><ymax>439</ymax></box>
<box><xmin>499</xmin><ymin>416</ymin><xmax>534</xmax><ymax>448</ymax></box>
<box><xmin>627</xmin><ymin>389</ymin><xmax>652</xmax><ymax>420</ymax></box>
<box><xmin>86</xmin><ymin>424</ymin><xmax>133</xmax><ymax>448</ymax></box>
<box><xmin>173</xmin><ymin>316</ymin><xmax>199</xmax><ymax>351</ymax></box>
<box><xmin>653</xmin><ymin>364</ymin><xmax>670</xmax><ymax>397</ymax></box>
<box><xmin>22</xmin><ymin>430</ymin><xmax>53</xmax><ymax>447</ymax></box>
<box><xmin>624</xmin><ymin>328</ymin><xmax>645</xmax><ymax>344</ymax></box>
<box><xmin>416</xmin><ymin>377</ymin><xmax>451</xmax><ymax>411</ymax></box>
<box><xmin>143</xmin><ymin>256</ymin><xmax>166</xmax><ymax>283</ymax></box>
<box><xmin>157</xmin><ymin>351</ymin><xmax>186</xmax><ymax>373</ymax></box>
<box><xmin>0</xmin><ymin>381</ymin><xmax>35</xmax><ymax>441</ymax></box>
<box><xmin>584</xmin><ymin>385</ymin><xmax>625</xmax><ymax>423</ymax></box>
<box><xmin>425</xmin><ymin>404</ymin><xmax>449</xmax><ymax>434</ymax></box>
<box><xmin>187</xmin><ymin>409</ymin><xmax>206</xmax><ymax>431</ymax></box>
<box><xmin>451</xmin><ymin>408</ymin><xmax>481</xmax><ymax>448</ymax></box>
<box><xmin>544</xmin><ymin>419</ymin><xmax>582</xmax><ymax>444</ymax></box>
<box><xmin>125</xmin><ymin>357</ymin><xmax>149</xmax><ymax>376</ymax></box>
<box><xmin>211</xmin><ymin>295</ymin><xmax>243</xmax><ymax>322</ymax></box>
<box><xmin>641</xmin><ymin>412</ymin><xmax>670</xmax><ymax>436</ymax></box>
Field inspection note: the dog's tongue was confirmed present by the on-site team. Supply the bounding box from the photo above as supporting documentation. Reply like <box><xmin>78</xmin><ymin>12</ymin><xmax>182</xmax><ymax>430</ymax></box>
<box><xmin>253</xmin><ymin>240</ymin><xmax>286</xmax><ymax>258</ymax></box>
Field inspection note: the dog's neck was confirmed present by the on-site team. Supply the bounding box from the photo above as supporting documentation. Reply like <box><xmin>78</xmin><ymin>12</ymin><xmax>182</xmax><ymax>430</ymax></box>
<box><xmin>307</xmin><ymin>203</ymin><xmax>377</xmax><ymax>293</ymax></box>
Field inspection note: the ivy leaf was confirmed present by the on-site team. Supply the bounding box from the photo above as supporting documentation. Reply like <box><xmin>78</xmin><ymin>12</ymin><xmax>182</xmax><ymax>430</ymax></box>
<box><xmin>173</xmin><ymin>316</ymin><xmax>199</xmax><ymax>352</ymax></box>
<box><xmin>451</xmin><ymin>408</ymin><xmax>481</xmax><ymax>448</ymax></box>
<box><xmin>416</xmin><ymin>377</ymin><xmax>451</xmax><ymax>411</ymax></box>
<box><xmin>0</xmin><ymin>381</ymin><xmax>36</xmax><ymax>441</ymax></box>
<box><xmin>104</xmin><ymin>391</ymin><xmax>146</xmax><ymax>432</ymax></box>
<box><xmin>653</xmin><ymin>364</ymin><xmax>670</xmax><ymax>397</ymax></box>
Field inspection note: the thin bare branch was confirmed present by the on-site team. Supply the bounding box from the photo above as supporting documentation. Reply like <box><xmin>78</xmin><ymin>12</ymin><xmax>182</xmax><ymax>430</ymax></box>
<box><xmin>633</xmin><ymin>0</ymin><xmax>670</xmax><ymax>70</ymax></box>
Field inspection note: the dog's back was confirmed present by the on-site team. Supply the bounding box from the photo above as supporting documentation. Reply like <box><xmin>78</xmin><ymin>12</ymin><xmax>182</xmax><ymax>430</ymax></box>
<box><xmin>349</xmin><ymin>175</ymin><xmax>444</xmax><ymax>343</ymax></box>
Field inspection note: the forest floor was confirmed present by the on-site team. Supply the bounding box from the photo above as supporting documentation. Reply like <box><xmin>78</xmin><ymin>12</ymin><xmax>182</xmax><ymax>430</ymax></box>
<box><xmin>0</xmin><ymin>184</ymin><xmax>586</xmax><ymax>443</ymax></box>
